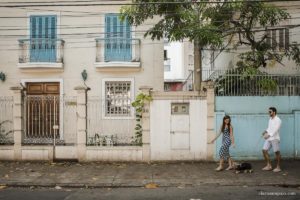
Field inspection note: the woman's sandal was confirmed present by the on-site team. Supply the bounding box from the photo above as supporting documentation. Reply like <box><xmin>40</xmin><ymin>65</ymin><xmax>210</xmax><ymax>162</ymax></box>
<box><xmin>225</xmin><ymin>166</ymin><xmax>234</xmax><ymax>170</ymax></box>
<box><xmin>215</xmin><ymin>166</ymin><xmax>224</xmax><ymax>171</ymax></box>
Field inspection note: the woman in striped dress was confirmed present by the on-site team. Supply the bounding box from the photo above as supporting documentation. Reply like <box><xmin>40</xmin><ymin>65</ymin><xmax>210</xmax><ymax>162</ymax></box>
<box><xmin>209</xmin><ymin>115</ymin><xmax>235</xmax><ymax>171</ymax></box>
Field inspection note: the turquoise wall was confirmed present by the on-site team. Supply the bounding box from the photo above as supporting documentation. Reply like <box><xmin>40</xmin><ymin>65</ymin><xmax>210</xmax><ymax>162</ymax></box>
<box><xmin>215</xmin><ymin>97</ymin><xmax>300</xmax><ymax>160</ymax></box>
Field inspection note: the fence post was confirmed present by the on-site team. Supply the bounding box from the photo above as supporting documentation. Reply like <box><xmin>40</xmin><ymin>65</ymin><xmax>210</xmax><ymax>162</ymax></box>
<box><xmin>74</xmin><ymin>86</ymin><xmax>89</xmax><ymax>162</ymax></box>
<box><xmin>10</xmin><ymin>86</ymin><xmax>23</xmax><ymax>160</ymax></box>
<box><xmin>139</xmin><ymin>86</ymin><xmax>153</xmax><ymax>162</ymax></box>
<box><xmin>203</xmin><ymin>81</ymin><xmax>216</xmax><ymax>160</ymax></box>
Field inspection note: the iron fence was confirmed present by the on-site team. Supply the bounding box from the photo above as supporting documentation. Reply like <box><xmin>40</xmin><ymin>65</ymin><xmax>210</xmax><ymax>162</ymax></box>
<box><xmin>87</xmin><ymin>96</ymin><xmax>137</xmax><ymax>146</ymax></box>
<box><xmin>22</xmin><ymin>95</ymin><xmax>77</xmax><ymax>145</ymax></box>
<box><xmin>205</xmin><ymin>69</ymin><xmax>300</xmax><ymax>96</ymax></box>
<box><xmin>0</xmin><ymin>97</ymin><xmax>14</xmax><ymax>145</ymax></box>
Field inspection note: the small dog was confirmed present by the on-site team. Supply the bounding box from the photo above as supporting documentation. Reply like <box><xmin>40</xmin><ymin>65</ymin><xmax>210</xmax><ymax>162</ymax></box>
<box><xmin>235</xmin><ymin>162</ymin><xmax>253</xmax><ymax>174</ymax></box>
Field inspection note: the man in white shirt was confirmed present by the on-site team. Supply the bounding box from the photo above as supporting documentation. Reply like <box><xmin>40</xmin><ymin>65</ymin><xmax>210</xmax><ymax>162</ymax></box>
<box><xmin>262</xmin><ymin>107</ymin><xmax>282</xmax><ymax>172</ymax></box>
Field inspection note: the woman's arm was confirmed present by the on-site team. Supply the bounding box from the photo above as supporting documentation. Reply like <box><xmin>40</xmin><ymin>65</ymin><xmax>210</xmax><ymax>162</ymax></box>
<box><xmin>208</xmin><ymin>127</ymin><xmax>222</xmax><ymax>144</ymax></box>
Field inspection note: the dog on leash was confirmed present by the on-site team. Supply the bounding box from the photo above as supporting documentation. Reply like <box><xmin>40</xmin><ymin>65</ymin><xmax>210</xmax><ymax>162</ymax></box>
<box><xmin>234</xmin><ymin>162</ymin><xmax>253</xmax><ymax>174</ymax></box>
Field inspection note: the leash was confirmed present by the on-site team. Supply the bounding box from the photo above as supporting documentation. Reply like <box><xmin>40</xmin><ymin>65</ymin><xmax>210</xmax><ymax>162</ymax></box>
<box><xmin>254</xmin><ymin>134</ymin><xmax>264</xmax><ymax>150</ymax></box>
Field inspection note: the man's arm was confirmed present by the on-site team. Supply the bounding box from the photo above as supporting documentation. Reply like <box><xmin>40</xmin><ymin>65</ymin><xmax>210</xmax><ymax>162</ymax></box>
<box><xmin>263</xmin><ymin>119</ymin><xmax>271</xmax><ymax>136</ymax></box>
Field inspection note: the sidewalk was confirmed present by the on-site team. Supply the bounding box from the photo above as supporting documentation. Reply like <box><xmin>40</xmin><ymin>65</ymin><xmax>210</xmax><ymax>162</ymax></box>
<box><xmin>0</xmin><ymin>160</ymin><xmax>299</xmax><ymax>188</ymax></box>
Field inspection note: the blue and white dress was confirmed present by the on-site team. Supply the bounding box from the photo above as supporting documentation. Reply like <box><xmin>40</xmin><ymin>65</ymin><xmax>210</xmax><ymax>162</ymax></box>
<box><xmin>219</xmin><ymin>127</ymin><xmax>231</xmax><ymax>160</ymax></box>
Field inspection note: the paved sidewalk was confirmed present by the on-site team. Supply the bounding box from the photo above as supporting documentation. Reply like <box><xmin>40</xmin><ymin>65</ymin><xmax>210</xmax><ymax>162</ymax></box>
<box><xmin>0</xmin><ymin>160</ymin><xmax>299</xmax><ymax>188</ymax></box>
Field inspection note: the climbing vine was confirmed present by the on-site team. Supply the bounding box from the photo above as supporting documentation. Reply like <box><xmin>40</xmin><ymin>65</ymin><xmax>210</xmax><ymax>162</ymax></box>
<box><xmin>131</xmin><ymin>92</ymin><xmax>152</xmax><ymax>146</ymax></box>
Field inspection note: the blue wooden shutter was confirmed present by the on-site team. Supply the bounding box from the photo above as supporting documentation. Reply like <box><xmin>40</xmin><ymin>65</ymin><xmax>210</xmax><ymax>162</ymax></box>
<box><xmin>104</xmin><ymin>14</ymin><xmax>112</xmax><ymax>61</ymax></box>
<box><xmin>30</xmin><ymin>15</ymin><xmax>57</xmax><ymax>62</ymax></box>
<box><xmin>105</xmin><ymin>14</ymin><xmax>131</xmax><ymax>61</ymax></box>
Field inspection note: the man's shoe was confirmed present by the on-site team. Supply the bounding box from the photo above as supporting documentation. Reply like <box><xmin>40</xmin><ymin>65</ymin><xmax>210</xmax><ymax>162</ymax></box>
<box><xmin>273</xmin><ymin>168</ymin><xmax>281</xmax><ymax>173</ymax></box>
<box><xmin>262</xmin><ymin>165</ymin><xmax>272</xmax><ymax>171</ymax></box>
<box><xmin>215</xmin><ymin>166</ymin><xmax>223</xmax><ymax>171</ymax></box>
<box><xmin>225</xmin><ymin>166</ymin><xmax>234</xmax><ymax>170</ymax></box>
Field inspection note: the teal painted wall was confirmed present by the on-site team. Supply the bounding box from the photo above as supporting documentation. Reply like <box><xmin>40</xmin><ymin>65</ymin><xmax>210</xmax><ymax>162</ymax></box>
<box><xmin>295</xmin><ymin>111</ymin><xmax>300</xmax><ymax>159</ymax></box>
<box><xmin>215</xmin><ymin>97</ymin><xmax>300</xmax><ymax>160</ymax></box>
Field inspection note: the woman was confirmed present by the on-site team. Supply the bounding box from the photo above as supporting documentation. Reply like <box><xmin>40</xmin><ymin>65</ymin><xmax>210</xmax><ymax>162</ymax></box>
<box><xmin>209</xmin><ymin>115</ymin><xmax>235</xmax><ymax>171</ymax></box>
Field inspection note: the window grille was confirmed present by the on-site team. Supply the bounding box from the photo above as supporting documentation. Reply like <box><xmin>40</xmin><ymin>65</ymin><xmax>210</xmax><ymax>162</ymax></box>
<box><xmin>266</xmin><ymin>28</ymin><xmax>289</xmax><ymax>50</ymax></box>
<box><xmin>105</xmin><ymin>81</ymin><xmax>131</xmax><ymax>116</ymax></box>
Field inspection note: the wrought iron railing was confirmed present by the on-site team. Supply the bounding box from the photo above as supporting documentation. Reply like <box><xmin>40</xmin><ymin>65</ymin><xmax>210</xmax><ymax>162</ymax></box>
<box><xmin>0</xmin><ymin>97</ymin><xmax>14</xmax><ymax>145</ymax></box>
<box><xmin>18</xmin><ymin>39</ymin><xmax>64</xmax><ymax>63</ymax></box>
<box><xmin>22</xmin><ymin>95</ymin><xmax>77</xmax><ymax>145</ymax></box>
<box><xmin>182</xmin><ymin>70</ymin><xmax>194</xmax><ymax>91</ymax></box>
<box><xmin>206</xmin><ymin>69</ymin><xmax>300</xmax><ymax>96</ymax></box>
<box><xmin>95</xmin><ymin>38</ymin><xmax>140</xmax><ymax>62</ymax></box>
<box><xmin>87</xmin><ymin>96</ymin><xmax>137</xmax><ymax>146</ymax></box>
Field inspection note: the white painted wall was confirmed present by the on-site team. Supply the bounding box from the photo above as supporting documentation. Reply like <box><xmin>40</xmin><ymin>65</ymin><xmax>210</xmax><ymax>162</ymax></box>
<box><xmin>164</xmin><ymin>42</ymin><xmax>184</xmax><ymax>80</ymax></box>
<box><xmin>164</xmin><ymin>41</ymin><xmax>194</xmax><ymax>81</ymax></box>
<box><xmin>86</xmin><ymin>146</ymin><xmax>143</xmax><ymax>161</ymax></box>
<box><xmin>0</xmin><ymin>0</ymin><xmax>164</xmax><ymax>97</ymax></box>
<box><xmin>150</xmin><ymin>99</ymin><xmax>208</xmax><ymax>160</ymax></box>
<box><xmin>202</xmin><ymin>50</ymin><xmax>235</xmax><ymax>71</ymax></box>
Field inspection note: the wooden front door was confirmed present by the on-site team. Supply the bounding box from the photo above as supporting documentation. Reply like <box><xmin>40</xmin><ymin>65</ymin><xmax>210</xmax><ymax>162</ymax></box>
<box><xmin>25</xmin><ymin>82</ymin><xmax>60</xmax><ymax>143</ymax></box>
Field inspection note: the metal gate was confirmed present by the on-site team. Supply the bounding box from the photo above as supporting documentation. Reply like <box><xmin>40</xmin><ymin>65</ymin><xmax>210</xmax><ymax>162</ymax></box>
<box><xmin>170</xmin><ymin>103</ymin><xmax>190</xmax><ymax>150</ymax></box>
<box><xmin>23</xmin><ymin>95</ymin><xmax>61</xmax><ymax>144</ymax></box>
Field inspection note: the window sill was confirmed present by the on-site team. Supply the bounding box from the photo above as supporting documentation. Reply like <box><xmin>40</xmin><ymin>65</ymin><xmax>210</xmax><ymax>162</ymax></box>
<box><xmin>18</xmin><ymin>62</ymin><xmax>64</xmax><ymax>72</ymax></box>
<box><xmin>94</xmin><ymin>62</ymin><xmax>141</xmax><ymax>72</ymax></box>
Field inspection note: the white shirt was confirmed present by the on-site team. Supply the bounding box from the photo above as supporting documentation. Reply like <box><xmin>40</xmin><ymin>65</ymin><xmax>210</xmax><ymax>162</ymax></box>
<box><xmin>266</xmin><ymin>115</ymin><xmax>281</xmax><ymax>141</ymax></box>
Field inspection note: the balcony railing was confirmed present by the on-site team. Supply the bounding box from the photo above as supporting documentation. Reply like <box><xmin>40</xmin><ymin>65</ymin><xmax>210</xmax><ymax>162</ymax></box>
<box><xmin>95</xmin><ymin>38</ymin><xmax>140</xmax><ymax>63</ymax></box>
<box><xmin>18</xmin><ymin>39</ymin><xmax>64</xmax><ymax>63</ymax></box>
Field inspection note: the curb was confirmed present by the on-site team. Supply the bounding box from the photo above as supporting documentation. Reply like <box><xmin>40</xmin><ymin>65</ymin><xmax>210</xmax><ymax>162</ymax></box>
<box><xmin>1</xmin><ymin>182</ymin><xmax>300</xmax><ymax>189</ymax></box>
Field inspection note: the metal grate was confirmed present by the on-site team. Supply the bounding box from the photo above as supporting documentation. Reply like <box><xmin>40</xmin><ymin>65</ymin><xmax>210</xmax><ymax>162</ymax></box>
<box><xmin>105</xmin><ymin>81</ymin><xmax>131</xmax><ymax>116</ymax></box>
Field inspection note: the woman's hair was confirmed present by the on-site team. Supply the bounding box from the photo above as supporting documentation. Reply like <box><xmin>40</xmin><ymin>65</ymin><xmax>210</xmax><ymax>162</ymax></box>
<box><xmin>221</xmin><ymin>115</ymin><xmax>231</xmax><ymax>133</ymax></box>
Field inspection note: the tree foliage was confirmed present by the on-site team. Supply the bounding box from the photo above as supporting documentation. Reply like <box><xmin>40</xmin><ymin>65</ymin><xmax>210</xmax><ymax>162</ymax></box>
<box><xmin>121</xmin><ymin>0</ymin><xmax>300</xmax><ymax>69</ymax></box>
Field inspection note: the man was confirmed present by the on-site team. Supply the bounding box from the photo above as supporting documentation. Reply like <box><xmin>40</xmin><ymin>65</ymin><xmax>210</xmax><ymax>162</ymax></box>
<box><xmin>262</xmin><ymin>107</ymin><xmax>282</xmax><ymax>172</ymax></box>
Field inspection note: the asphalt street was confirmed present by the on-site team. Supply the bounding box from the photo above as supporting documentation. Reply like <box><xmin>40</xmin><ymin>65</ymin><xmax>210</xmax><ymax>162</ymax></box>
<box><xmin>0</xmin><ymin>186</ymin><xmax>299</xmax><ymax>200</ymax></box>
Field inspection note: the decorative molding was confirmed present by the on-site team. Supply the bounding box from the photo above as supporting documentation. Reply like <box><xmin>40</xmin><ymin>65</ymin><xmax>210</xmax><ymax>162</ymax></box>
<box><xmin>18</xmin><ymin>63</ymin><xmax>63</xmax><ymax>70</ymax></box>
<box><xmin>94</xmin><ymin>62</ymin><xmax>141</xmax><ymax>71</ymax></box>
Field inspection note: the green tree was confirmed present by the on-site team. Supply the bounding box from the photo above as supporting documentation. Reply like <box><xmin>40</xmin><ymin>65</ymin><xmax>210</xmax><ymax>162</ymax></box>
<box><xmin>121</xmin><ymin>0</ymin><xmax>300</xmax><ymax>90</ymax></box>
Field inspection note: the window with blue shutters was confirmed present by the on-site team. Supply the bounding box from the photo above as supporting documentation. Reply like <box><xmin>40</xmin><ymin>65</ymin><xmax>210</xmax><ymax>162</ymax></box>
<box><xmin>30</xmin><ymin>15</ymin><xmax>57</xmax><ymax>62</ymax></box>
<box><xmin>105</xmin><ymin>14</ymin><xmax>132</xmax><ymax>62</ymax></box>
